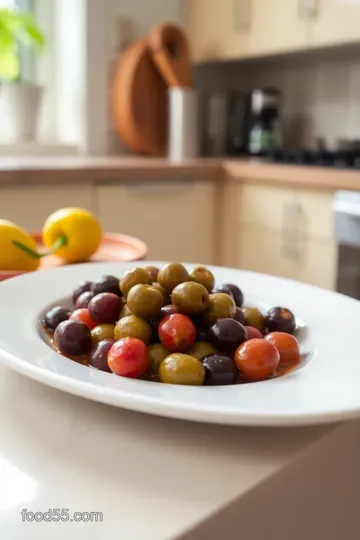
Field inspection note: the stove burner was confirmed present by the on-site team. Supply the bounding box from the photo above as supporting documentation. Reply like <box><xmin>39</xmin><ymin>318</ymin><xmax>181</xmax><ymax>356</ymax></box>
<box><xmin>266</xmin><ymin>149</ymin><xmax>360</xmax><ymax>169</ymax></box>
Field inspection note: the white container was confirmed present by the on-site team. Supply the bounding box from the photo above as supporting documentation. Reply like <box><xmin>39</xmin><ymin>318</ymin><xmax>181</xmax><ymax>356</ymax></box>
<box><xmin>168</xmin><ymin>87</ymin><xmax>198</xmax><ymax>162</ymax></box>
<box><xmin>0</xmin><ymin>83</ymin><xmax>43</xmax><ymax>143</ymax></box>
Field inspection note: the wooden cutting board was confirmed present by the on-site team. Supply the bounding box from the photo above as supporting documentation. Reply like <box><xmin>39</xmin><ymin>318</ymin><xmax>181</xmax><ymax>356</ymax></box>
<box><xmin>111</xmin><ymin>39</ymin><xmax>168</xmax><ymax>156</ymax></box>
<box><xmin>148</xmin><ymin>23</ymin><xmax>193</xmax><ymax>88</ymax></box>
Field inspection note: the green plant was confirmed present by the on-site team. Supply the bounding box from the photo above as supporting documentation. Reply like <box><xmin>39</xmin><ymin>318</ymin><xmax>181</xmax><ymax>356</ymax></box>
<box><xmin>0</xmin><ymin>7</ymin><xmax>45</xmax><ymax>82</ymax></box>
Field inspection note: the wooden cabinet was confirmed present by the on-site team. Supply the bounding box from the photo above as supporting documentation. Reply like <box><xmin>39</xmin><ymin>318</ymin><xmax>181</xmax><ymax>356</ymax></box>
<box><xmin>186</xmin><ymin>0</ymin><xmax>249</xmax><ymax>62</ymax></box>
<box><xmin>96</xmin><ymin>179</ymin><xmax>216</xmax><ymax>264</ymax></box>
<box><xmin>221</xmin><ymin>180</ymin><xmax>338</xmax><ymax>290</ymax></box>
<box><xmin>0</xmin><ymin>178</ymin><xmax>216</xmax><ymax>265</ymax></box>
<box><xmin>238</xmin><ymin>225</ymin><xmax>300</xmax><ymax>280</ymax></box>
<box><xmin>237</xmin><ymin>183</ymin><xmax>334</xmax><ymax>240</ymax></box>
<box><xmin>186</xmin><ymin>0</ymin><xmax>360</xmax><ymax>63</ymax></box>
<box><xmin>0</xmin><ymin>176</ymin><xmax>337</xmax><ymax>291</ymax></box>
<box><xmin>0</xmin><ymin>185</ymin><xmax>95</xmax><ymax>231</ymax></box>
<box><xmin>311</xmin><ymin>0</ymin><xmax>360</xmax><ymax>48</ymax></box>
<box><xmin>248</xmin><ymin>0</ymin><xmax>310</xmax><ymax>56</ymax></box>
<box><xmin>237</xmin><ymin>225</ymin><xmax>337</xmax><ymax>290</ymax></box>
<box><xmin>186</xmin><ymin>0</ymin><xmax>310</xmax><ymax>62</ymax></box>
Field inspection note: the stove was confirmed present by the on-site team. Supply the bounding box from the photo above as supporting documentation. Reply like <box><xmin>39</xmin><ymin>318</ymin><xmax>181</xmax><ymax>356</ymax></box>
<box><xmin>266</xmin><ymin>148</ymin><xmax>360</xmax><ymax>169</ymax></box>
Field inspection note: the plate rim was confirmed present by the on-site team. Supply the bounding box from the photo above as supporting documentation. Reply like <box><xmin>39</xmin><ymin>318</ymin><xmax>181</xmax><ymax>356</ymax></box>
<box><xmin>0</xmin><ymin>260</ymin><xmax>360</xmax><ymax>427</ymax></box>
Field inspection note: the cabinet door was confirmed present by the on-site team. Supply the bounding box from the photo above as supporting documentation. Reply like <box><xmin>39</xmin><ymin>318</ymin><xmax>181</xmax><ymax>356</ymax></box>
<box><xmin>221</xmin><ymin>181</ymin><xmax>337</xmax><ymax>290</ymax></box>
<box><xmin>96</xmin><ymin>180</ymin><xmax>215</xmax><ymax>264</ymax></box>
<box><xmin>249</xmin><ymin>0</ymin><xmax>311</xmax><ymax>56</ymax></box>
<box><xmin>237</xmin><ymin>225</ymin><xmax>337</xmax><ymax>290</ymax></box>
<box><xmin>186</xmin><ymin>0</ymin><xmax>249</xmax><ymax>62</ymax></box>
<box><xmin>294</xmin><ymin>188</ymin><xmax>334</xmax><ymax>241</ymax></box>
<box><xmin>312</xmin><ymin>0</ymin><xmax>360</xmax><ymax>48</ymax></box>
<box><xmin>298</xmin><ymin>238</ymin><xmax>337</xmax><ymax>290</ymax></box>
<box><xmin>0</xmin><ymin>185</ymin><xmax>94</xmax><ymax>231</ymax></box>
<box><xmin>237</xmin><ymin>225</ymin><xmax>301</xmax><ymax>280</ymax></box>
<box><xmin>237</xmin><ymin>183</ymin><xmax>334</xmax><ymax>240</ymax></box>
<box><xmin>237</xmin><ymin>183</ymin><xmax>296</xmax><ymax>230</ymax></box>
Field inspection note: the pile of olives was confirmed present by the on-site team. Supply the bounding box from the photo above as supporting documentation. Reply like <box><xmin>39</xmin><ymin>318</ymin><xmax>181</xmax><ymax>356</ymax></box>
<box><xmin>43</xmin><ymin>263</ymin><xmax>300</xmax><ymax>386</ymax></box>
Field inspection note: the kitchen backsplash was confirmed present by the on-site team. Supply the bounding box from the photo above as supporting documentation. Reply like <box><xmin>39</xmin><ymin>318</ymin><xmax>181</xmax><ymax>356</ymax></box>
<box><xmin>195</xmin><ymin>48</ymin><xmax>360</xmax><ymax>149</ymax></box>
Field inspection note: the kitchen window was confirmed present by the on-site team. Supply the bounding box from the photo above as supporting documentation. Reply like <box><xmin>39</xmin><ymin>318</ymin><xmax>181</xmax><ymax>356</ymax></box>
<box><xmin>0</xmin><ymin>0</ymin><xmax>79</xmax><ymax>155</ymax></box>
<box><xmin>0</xmin><ymin>0</ymin><xmax>35</xmax><ymax>82</ymax></box>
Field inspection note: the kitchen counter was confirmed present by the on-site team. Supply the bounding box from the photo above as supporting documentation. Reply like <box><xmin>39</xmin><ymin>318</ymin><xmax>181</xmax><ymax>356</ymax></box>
<box><xmin>1</xmin><ymin>155</ymin><xmax>360</xmax><ymax>190</ymax></box>
<box><xmin>0</xmin><ymin>156</ymin><xmax>223</xmax><ymax>184</ymax></box>
<box><xmin>2</xmin><ymin>364</ymin><xmax>360</xmax><ymax>540</ymax></box>
<box><xmin>225</xmin><ymin>159</ymin><xmax>360</xmax><ymax>191</ymax></box>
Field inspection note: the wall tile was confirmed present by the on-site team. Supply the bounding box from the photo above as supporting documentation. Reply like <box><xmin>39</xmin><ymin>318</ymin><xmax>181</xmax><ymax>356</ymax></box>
<box><xmin>196</xmin><ymin>51</ymin><xmax>360</xmax><ymax>148</ymax></box>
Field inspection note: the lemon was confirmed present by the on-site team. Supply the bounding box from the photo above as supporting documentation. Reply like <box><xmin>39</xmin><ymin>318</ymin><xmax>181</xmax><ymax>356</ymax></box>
<box><xmin>0</xmin><ymin>220</ymin><xmax>40</xmax><ymax>271</ymax></box>
<box><xmin>42</xmin><ymin>208</ymin><xmax>103</xmax><ymax>263</ymax></box>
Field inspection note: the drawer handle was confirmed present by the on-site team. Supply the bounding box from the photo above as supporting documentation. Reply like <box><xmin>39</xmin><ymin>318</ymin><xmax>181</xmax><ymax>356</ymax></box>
<box><xmin>298</xmin><ymin>0</ymin><xmax>319</xmax><ymax>18</ymax></box>
<box><xmin>281</xmin><ymin>202</ymin><xmax>291</xmax><ymax>259</ymax></box>
<box><xmin>233</xmin><ymin>0</ymin><xmax>251</xmax><ymax>31</ymax></box>
<box><xmin>294</xmin><ymin>200</ymin><xmax>307</xmax><ymax>239</ymax></box>
<box><xmin>291</xmin><ymin>201</ymin><xmax>301</xmax><ymax>262</ymax></box>
<box><xmin>282</xmin><ymin>200</ymin><xmax>303</xmax><ymax>261</ymax></box>
<box><xmin>307</xmin><ymin>0</ymin><xmax>319</xmax><ymax>18</ymax></box>
<box><xmin>290</xmin><ymin>200</ymin><xmax>307</xmax><ymax>262</ymax></box>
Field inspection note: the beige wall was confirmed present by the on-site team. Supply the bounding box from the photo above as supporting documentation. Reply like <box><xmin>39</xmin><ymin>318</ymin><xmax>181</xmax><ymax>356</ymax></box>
<box><xmin>65</xmin><ymin>0</ymin><xmax>185</xmax><ymax>156</ymax></box>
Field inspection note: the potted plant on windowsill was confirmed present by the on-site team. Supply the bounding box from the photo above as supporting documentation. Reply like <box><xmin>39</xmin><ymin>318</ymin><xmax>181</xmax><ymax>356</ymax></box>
<box><xmin>0</xmin><ymin>7</ymin><xmax>45</xmax><ymax>143</ymax></box>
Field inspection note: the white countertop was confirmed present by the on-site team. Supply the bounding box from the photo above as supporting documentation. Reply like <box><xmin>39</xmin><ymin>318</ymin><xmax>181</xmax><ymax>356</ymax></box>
<box><xmin>0</xmin><ymin>363</ymin><xmax>340</xmax><ymax>540</ymax></box>
<box><xmin>1</xmin><ymin>155</ymin><xmax>360</xmax><ymax>192</ymax></box>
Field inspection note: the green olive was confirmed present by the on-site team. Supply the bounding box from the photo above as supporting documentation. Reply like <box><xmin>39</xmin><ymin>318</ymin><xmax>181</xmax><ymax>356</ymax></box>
<box><xmin>114</xmin><ymin>315</ymin><xmax>152</xmax><ymax>345</ymax></box>
<box><xmin>171</xmin><ymin>281</ymin><xmax>209</xmax><ymax>315</ymax></box>
<box><xmin>120</xmin><ymin>267</ymin><xmax>151</xmax><ymax>298</ymax></box>
<box><xmin>144</xmin><ymin>266</ymin><xmax>160</xmax><ymax>282</ymax></box>
<box><xmin>127</xmin><ymin>284</ymin><xmax>163</xmax><ymax>319</ymax></box>
<box><xmin>152</xmin><ymin>282</ymin><xmax>170</xmax><ymax>305</ymax></box>
<box><xmin>91</xmin><ymin>324</ymin><xmax>115</xmax><ymax>345</ymax></box>
<box><xmin>148</xmin><ymin>343</ymin><xmax>169</xmax><ymax>374</ymax></box>
<box><xmin>187</xmin><ymin>341</ymin><xmax>216</xmax><ymax>360</ymax></box>
<box><xmin>157</xmin><ymin>262</ymin><xmax>189</xmax><ymax>293</ymax></box>
<box><xmin>159</xmin><ymin>353</ymin><xmax>205</xmax><ymax>386</ymax></box>
<box><xmin>243</xmin><ymin>307</ymin><xmax>265</xmax><ymax>333</ymax></box>
<box><xmin>119</xmin><ymin>303</ymin><xmax>132</xmax><ymax>318</ymax></box>
<box><xmin>202</xmin><ymin>293</ymin><xmax>236</xmax><ymax>325</ymax></box>
<box><xmin>189</xmin><ymin>266</ymin><xmax>215</xmax><ymax>293</ymax></box>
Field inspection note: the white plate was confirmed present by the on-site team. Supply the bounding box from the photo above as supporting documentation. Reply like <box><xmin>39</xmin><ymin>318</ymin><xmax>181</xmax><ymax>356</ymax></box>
<box><xmin>0</xmin><ymin>261</ymin><xmax>360</xmax><ymax>427</ymax></box>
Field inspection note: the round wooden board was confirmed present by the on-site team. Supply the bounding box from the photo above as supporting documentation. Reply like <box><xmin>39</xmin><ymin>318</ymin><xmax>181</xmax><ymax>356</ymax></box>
<box><xmin>111</xmin><ymin>40</ymin><xmax>168</xmax><ymax>156</ymax></box>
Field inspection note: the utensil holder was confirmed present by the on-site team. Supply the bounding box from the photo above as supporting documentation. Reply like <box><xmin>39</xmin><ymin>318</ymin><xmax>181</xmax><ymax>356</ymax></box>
<box><xmin>168</xmin><ymin>87</ymin><xmax>198</xmax><ymax>162</ymax></box>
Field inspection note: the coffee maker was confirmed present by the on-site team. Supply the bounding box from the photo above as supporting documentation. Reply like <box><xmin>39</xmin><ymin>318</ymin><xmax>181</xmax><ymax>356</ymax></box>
<box><xmin>199</xmin><ymin>91</ymin><xmax>246</xmax><ymax>156</ymax></box>
<box><xmin>243</xmin><ymin>88</ymin><xmax>281</xmax><ymax>156</ymax></box>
